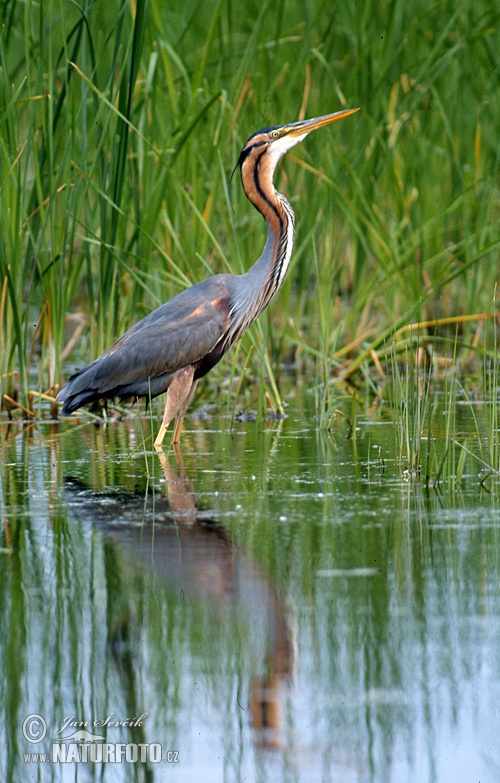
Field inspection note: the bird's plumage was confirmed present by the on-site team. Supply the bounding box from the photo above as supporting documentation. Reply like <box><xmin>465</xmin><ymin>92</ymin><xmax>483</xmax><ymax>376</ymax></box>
<box><xmin>57</xmin><ymin>107</ymin><xmax>359</xmax><ymax>446</ymax></box>
<box><xmin>57</xmin><ymin>275</ymin><xmax>233</xmax><ymax>413</ymax></box>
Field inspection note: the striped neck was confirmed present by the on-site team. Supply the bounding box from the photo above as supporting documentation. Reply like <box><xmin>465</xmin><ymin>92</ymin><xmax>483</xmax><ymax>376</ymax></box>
<box><xmin>229</xmin><ymin>144</ymin><xmax>296</xmax><ymax>334</ymax></box>
<box><xmin>229</xmin><ymin>195</ymin><xmax>295</xmax><ymax>339</ymax></box>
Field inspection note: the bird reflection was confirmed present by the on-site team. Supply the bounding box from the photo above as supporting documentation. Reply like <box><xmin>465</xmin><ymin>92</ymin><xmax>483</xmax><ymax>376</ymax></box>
<box><xmin>62</xmin><ymin>446</ymin><xmax>295</xmax><ymax>749</ymax></box>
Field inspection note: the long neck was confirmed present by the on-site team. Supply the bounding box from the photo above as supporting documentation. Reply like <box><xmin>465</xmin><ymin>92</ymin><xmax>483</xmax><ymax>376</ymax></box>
<box><xmin>230</xmin><ymin>150</ymin><xmax>296</xmax><ymax>335</ymax></box>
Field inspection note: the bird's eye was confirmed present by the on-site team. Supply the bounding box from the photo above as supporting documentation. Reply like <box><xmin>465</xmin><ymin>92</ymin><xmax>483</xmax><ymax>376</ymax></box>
<box><xmin>270</xmin><ymin>129</ymin><xmax>280</xmax><ymax>139</ymax></box>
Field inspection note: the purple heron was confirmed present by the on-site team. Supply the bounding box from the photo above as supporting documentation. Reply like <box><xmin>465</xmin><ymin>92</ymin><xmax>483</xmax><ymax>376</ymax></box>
<box><xmin>57</xmin><ymin>108</ymin><xmax>359</xmax><ymax>447</ymax></box>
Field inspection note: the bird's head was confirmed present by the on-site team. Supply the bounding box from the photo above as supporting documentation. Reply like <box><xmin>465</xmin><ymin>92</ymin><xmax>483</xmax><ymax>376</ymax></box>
<box><xmin>236</xmin><ymin>108</ymin><xmax>359</xmax><ymax>185</ymax></box>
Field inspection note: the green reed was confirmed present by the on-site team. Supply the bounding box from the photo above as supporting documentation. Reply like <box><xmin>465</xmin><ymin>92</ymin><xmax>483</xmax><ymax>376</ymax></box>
<box><xmin>0</xmin><ymin>0</ymin><xmax>498</xmax><ymax>434</ymax></box>
<box><xmin>379</xmin><ymin>316</ymin><xmax>500</xmax><ymax>487</ymax></box>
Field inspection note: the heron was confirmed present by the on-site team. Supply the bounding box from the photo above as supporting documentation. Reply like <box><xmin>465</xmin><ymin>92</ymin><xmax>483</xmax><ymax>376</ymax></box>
<box><xmin>57</xmin><ymin>107</ymin><xmax>359</xmax><ymax>448</ymax></box>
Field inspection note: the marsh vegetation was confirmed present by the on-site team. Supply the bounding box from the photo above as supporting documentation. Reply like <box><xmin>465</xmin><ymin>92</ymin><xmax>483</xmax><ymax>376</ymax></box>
<box><xmin>0</xmin><ymin>0</ymin><xmax>498</xmax><ymax>473</ymax></box>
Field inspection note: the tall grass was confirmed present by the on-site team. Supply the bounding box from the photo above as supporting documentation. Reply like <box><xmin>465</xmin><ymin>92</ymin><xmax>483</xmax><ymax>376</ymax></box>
<box><xmin>0</xmin><ymin>0</ymin><xmax>498</xmax><ymax>424</ymax></box>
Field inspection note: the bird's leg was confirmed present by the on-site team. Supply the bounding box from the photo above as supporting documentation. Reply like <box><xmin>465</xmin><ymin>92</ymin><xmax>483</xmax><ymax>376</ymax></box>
<box><xmin>154</xmin><ymin>366</ymin><xmax>196</xmax><ymax>450</ymax></box>
<box><xmin>172</xmin><ymin>379</ymin><xmax>198</xmax><ymax>444</ymax></box>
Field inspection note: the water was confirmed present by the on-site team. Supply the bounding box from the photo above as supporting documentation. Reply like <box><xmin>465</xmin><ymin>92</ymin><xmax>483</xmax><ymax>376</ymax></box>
<box><xmin>1</xmin><ymin>404</ymin><xmax>499</xmax><ymax>782</ymax></box>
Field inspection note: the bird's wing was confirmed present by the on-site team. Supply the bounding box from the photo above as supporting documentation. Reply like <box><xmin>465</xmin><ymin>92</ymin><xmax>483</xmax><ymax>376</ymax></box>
<box><xmin>57</xmin><ymin>276</ymin><xmax>233</xmax><ymax>410</ymax></box>
<box><xmin>95</xmin><ymin>276</ymin><xmax>233</xmax><ymax>390</ymax></box>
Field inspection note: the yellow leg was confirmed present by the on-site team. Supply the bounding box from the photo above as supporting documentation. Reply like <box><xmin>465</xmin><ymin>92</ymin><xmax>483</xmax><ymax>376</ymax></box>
<box><xmin>154</xmin><ymin>420</ymin><xmax>170</xmax><ymax>450</ymax></box>
<box><xmin>172</xmin><ymin>379</ymin><xmax>198</xmax><ymax>444</ymax></box>
<box><xmin>153</xmin><ymin>368</ymin><xmax>197</xmax><ymax>450</ymax></box>
<box><xmin>172</xmin><ymin>415</ymin><xmax>184</xmax><ymax>445</ymax></box>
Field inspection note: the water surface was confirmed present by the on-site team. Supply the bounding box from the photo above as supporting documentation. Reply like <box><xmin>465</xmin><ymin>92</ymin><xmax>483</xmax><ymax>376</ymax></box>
<box><xmin>1</xmin><ymin>406</ymin><xmax>499</xmax><ymax>782</ymax></box>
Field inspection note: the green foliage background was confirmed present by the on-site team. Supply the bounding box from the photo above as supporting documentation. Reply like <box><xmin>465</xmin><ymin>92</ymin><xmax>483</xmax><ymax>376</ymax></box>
<box><xmin>0</xmin><ymin>0</ymin><xmax>498</xmax><ymax>411</ymax></box>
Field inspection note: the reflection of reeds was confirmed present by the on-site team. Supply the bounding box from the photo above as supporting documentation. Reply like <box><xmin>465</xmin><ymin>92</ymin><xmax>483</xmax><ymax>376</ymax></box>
<box><xmin>1</xmin><ymin>0</ymin><xmax>498</xmax><ymax>438</ymax></box>
<box><xmin>1</xmin><ymin>410</ymin><xmax>499</xmax><ymax>779</ymax></box>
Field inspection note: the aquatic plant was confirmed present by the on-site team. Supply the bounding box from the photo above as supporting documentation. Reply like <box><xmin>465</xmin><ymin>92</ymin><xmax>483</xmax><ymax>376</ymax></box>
<box><xmin>0</xmin><ymin>0</ymin><xmax>497</xmax><ymax>450</ymax></box>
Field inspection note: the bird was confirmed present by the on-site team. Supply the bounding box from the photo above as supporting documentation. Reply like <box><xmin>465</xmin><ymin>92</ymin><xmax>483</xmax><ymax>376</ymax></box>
<box><xmin>57</xmin><ymin>107</ymin><xmax>359</xmax><ymax>448</ymax></box>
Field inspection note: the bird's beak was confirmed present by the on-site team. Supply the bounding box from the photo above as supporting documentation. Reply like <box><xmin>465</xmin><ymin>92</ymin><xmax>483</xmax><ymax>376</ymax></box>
<box><xmin>286</xmin><ymin>107</ymin><xmax>360</xmax><ymax>138</ymax></box>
